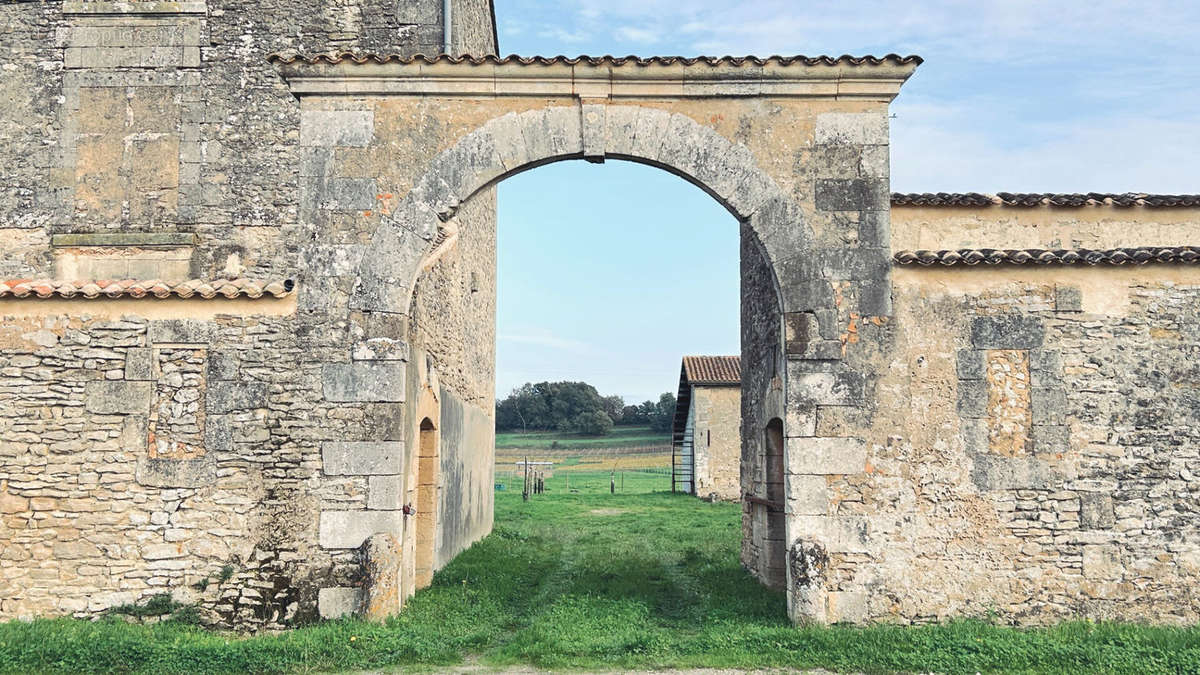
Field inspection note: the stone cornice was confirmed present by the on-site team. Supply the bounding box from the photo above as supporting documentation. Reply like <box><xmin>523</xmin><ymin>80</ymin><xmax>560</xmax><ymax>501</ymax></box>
<box><xmin>272</xmin><ymin>53</ymin><xmax>920</xmax><ymax>101</ymax></box>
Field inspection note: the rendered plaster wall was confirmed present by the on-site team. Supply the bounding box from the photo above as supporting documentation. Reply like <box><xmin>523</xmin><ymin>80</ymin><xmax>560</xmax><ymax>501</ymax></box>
<box><xmin>691</xmin><ymin>385</ymin><xmax>741</xmax><ymax>502</ymax></box>
<box><xmin>892</xmin><ymin>205</ymin><xmax>1200</xmax><ymax>251</ymax></box>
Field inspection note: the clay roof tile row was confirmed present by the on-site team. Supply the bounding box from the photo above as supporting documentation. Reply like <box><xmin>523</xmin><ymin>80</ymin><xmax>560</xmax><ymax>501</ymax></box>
<box><xmin>267</xmin><ymin>52</ymin><xmax>923</xmax><ymax>67</ymax></box>
<box><xmin>681</xmin><ymin>355</ymin><xmax>742</xmax><ymax>385</ymax></box>
<box><xmin>0</xmin><ymin>279</ymin><xmax>295</xmax><ymax>300</ymax></box>
<box><xmin>891</xmin><ymin>193</ymin><xmax>1200</xmax><ymax>208</ymax></box>
<box><xmin>894</xmin><ymin>247</ymin><xmax>1200</xmax><ymax>266</ymax></box>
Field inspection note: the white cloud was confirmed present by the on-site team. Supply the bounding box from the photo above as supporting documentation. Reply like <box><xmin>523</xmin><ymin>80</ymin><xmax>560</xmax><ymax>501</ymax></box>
<box><xmin>613</xmin><ymin>26</ymin><xmax>658</xmax><ymax>43</ymax></box>
<box><xmin>536</xmin><ymin>27</ymin><xmax>589</xmax><ymax>44</ymax></box>
<box><xmin>496</xmin><ymin>0</ymin><xmax>1200</xmax><ymax>191</ymax></box>
<box><xmin>891</xmin><ymin>101</ymin><xmax>1200</xmax><ymax>193</ymax></box>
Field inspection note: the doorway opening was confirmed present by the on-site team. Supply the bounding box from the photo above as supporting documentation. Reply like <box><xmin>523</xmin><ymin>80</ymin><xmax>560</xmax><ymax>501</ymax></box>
<box><xmin>415</xmin><ymin>417</ymin><xmax>439</xmax><ymax>589</ymax></box>
<box><xmin>760</xmin><ymin>417</ymin><xmax>787</xmax><ymax>590</ymax></box>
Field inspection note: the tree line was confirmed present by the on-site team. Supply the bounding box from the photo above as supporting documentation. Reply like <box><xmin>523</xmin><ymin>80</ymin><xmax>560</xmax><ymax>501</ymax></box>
<box><xmin>496</xmin><ymin>381</ymin><xmax>676</xmax><ymax>436</ymax></box>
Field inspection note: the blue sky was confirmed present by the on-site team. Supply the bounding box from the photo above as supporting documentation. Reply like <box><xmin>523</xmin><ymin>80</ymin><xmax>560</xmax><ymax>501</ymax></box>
<box><xmin>491</xmin><ymin>0</ymin><xmax>1200</xmax><ymax>403</ymax></box>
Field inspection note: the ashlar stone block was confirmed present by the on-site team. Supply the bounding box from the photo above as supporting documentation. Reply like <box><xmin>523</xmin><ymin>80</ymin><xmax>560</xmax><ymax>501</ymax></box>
<box><xmin>322</xmin><ymin>441</ymin><xmax>404</xmax><ymax>476</ymax></box>
<box><xmin>300</xmin><ymin>111</ymin><xmax>374</xmax><ymax>147</ymax></box>
<box><xmin>148</xmin><ymin>319</ymin><xmax>214</xmax><ymax>345</ymax></box>
<box><xmin>322</xmin><ymin>362</ymin><xmax>406</xmax><ymax>402</ymax></box>
<box><xmin>368</xmin><ymin>475</ymin><xmax>405</xmax><ymax>510</ymax></box>
<box><xmin>787</xmin><ymin>437</ymin><xmax>867</xmax><ymax>475</ymax></box>
<box><xmin>828</xmin><ymin>590</ymin><xmax>868</xmax><ymax>624</ymax></box>
<box><xmin>815</xmin><ymin>112</ymin><xmax>888</xmax><ymax>146</ymax></box>
<box><xmin>207</xmin><ymin>380</ymin><xmax>270</xmax><ymax>414</ymax></box>
<box><xmin>319</xmin><ymin>510</ymin><xmax>403</xmax><ymax>549</ymax></box>
<box><xmin>787</xmin><ymin>369</ymin><xmax>864</xmax><ymax>407</ymax></box>
<box><xmin>786</xmin><ymin>474</ymin><xmax>829</xmax><ymax>515</ymax></box>
<box><xmin>124</xmin><ymin>348</ymin><xmax>154</xmax><ymax>381</ymax></box>
<box><xmin>1080</xmin><ymin>492</ymin><xmax>1116</xmax><ymax>529</ymax></box>
<box><xmin>86</xmin><ymin>380</ymin><xmax>151</xmax><ymax>414</ymax></box>
<box><xmin>318</xmin><ymin>587</ymin><xmax>364</xmax><ymax>619</ymax></box>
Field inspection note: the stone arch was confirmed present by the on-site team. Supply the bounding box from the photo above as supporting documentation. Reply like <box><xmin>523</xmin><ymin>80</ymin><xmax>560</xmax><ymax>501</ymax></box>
<box><xmin>344</xmin><ymin>102</ymin><xmax>869</xmax><ymax>624</ymax></box>
<box><xmin>348</xmin><ymin>104</ymin><xmax>812</xmax><ymax>320</ymax></box>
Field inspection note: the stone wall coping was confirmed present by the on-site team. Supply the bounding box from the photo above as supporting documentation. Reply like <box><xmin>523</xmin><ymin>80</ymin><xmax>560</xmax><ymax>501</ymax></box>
<box><xmin>63</xmin><ymin>1</ymin><xmax>208</xmax><ymax>15</ymax></box>
<box><xmin>0</xmin><ymin>278</ymin><xmax>295</xmax><ymax>299</ymax></box>
<box><xmin>273</xmin><ymin>53</ymin><xmax>920</xmax><ymax>100</ymax></box>
<box><xmin>894</xmin><ymin>247</ymin><xmax>1200</xmax><ymax>267</ymax></box>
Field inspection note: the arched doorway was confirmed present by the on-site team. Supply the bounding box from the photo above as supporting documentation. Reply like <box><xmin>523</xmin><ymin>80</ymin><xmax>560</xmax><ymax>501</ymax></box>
<box><xmin>280</xmin><ymin>54</ymin><xmax>915</xmax><ymax>623</ymax></box>
<box><xmin>415</xmin><ymin>417</ymin><xmax>439</xmax><ymax>589</ymax></box>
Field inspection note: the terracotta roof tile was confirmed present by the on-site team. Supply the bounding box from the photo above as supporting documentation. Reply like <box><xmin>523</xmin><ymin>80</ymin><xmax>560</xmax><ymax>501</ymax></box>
<box><xmin>268</xmin><ymin>52</ymin><xmax>922</xmax><ymax>67</ymax></box>
<box><xmin>891</xmin><ymin>193</ymin><xmax>1200</xmax><ymax>208</ymax></box>
<box><xmin>681</xmin><ymin>355</ymin><xmax>741</xmax><ymax>385</ymax></box>
<box><xmin>894</xmin><ymin>247</ymin><xmax>1200</xmax><ymax>266</ymax></box>
<box><xmin>0</xmin><ymin>279</ymin><xmax>296</xmax><ymax>299</ymax></box>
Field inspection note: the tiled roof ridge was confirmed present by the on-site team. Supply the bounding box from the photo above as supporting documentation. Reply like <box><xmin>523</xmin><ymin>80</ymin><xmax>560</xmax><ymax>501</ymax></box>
<box><xmin>682</xmin><ymin>355</ymin><xmax>742</xmax><ymax>385</ymax></box>
<box><xmin>892</xmin><ymin>192</ymin><xmax>1200</xmax><ymax>208</ymax></box>
<box><xmin>894</xmin><ymin>247</ymin><xmax>1200</xmax><ymax>266</ymax></box>
<box><xmin>268</xmin><ymin>52</ymin><xmax>923</xmax><ymax>67</ymax></box>
<box><xmin>0</xmin><ymin>278</ymin><xmax>296</xmax><ymax>299</ymax></box>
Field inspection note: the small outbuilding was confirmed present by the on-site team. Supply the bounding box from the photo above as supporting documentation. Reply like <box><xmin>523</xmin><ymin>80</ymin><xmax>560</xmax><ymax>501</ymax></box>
<box><xmin>671</xmin><ymin>356</ymin><xmax>742</xmax><ymax>501</ymax></box>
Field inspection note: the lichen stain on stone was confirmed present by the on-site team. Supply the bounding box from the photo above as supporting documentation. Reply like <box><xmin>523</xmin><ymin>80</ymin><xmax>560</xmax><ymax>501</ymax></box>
<box><xmin>788</xmin><ymin>539</ymin><xmax>828</xmax><ymax>589</ymax></box>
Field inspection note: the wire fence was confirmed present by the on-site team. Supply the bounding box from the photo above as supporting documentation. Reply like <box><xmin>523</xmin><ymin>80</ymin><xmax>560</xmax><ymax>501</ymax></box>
<box><xmin>495</xmin><ymin>457</ymin><xmax>674</xmax><ymax>495</ymax></box>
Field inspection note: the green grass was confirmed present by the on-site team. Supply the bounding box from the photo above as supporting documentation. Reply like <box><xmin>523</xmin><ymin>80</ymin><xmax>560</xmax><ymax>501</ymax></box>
<box><xmin>495</xmin><ymin>425</ymin><xmax>669</xmax><ymax>450</ymax></box>
<box><xmin>3</xmin><ymin>475</ymin><xmax>1200</xmax><ymax>673</ymax></box>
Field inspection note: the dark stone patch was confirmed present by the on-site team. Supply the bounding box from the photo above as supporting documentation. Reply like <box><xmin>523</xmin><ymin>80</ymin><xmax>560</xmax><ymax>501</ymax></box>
<box><xmin>957</xmin><ymin>349</ymin><xmax>987</xmax><ymax>380</ymax></box>
<box><xmin>956</xmin><ymin>379</ymin><xmax>988</xmax><ymax>418</ymax></box>
<box><xmin>814</xmin><ymin>178</ymin><xmax>889</xmax><ymax>211</ymax></box>
<box><xmin>971</xmin><ymin>315</ymin><xmax>1045</xmax><ymax>349</ymax></box>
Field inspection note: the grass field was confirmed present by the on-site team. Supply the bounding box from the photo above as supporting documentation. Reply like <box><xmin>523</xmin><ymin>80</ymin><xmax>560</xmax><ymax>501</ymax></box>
<box><xmin>3</xmin><ymin>475</ymin><xmax>1200</xmax><ymax>673</ymax></box>
<box><xmin>495</xmin><ymin>425</ymin><xmax>670</xmax><ymax>451</ymax></box>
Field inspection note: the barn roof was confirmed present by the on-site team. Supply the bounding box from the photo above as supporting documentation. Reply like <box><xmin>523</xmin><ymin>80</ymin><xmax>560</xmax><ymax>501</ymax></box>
<box><xmin>673</xmin><ymin>356</ymin><xmax>741</xmax><ymax>442</ymax></box>
<box><xmin>681</xmin><ymin>355</ymin><xmax>742</xmax><ymax>385</ymax></box>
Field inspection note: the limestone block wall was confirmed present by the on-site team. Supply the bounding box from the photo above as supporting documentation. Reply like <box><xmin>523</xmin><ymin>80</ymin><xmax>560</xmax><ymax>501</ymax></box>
<box><xmin>775</xmin><ymin>203</ymin><xmax>1200</xmax><ymax>625</ymax></box>
<box><xmin>0</xmin><ymin>0</ymin><xmax>499</xmax><ymax>628</ymax></box>
<box><xmin>691</xmin><ymin>385</ymin><xmax>741</xmax><ymax>501</ymax></box>
<box><xmin>0</xmin><ymin>0</ymin><xmax>495</xmax><ymax>280</ymax></box>
<box><xmin>0</xmin><ymin>301</ymin><xmax>366</xmax><ymax>628</ymax></box>
<box><xmin>740</xmin><ymin>224</ymin><xmax>786</xmax><ymax>590</ymax></box>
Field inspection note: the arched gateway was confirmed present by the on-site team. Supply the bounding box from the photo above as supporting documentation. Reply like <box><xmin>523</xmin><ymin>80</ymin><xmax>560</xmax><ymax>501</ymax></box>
<box><xmin>274</xmin><ymin>53</ymin><xmax>920</xmax><ymax>622</ymax></box>
<box><xmin>5</xmin><ymin>0</ymin><xmax>1200</xmax><ymax>633</ymax></box>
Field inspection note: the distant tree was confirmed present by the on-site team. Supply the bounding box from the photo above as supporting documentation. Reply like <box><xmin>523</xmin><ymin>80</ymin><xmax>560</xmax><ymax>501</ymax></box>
<box><xmin>649</xmin><ymin>392</ymin><xmax>677</xmax><ymax>433</ymax></box>
<box><xmin>570</xmin><ymin>410</ymin><xmax>614</xmax><ymax>436</ymax></box>
<box><xmin>495</xmin><ymin>382</ymin><xmax>673</xmax><ymax>435</ymax></box>
<box><xmin>495</xmin><ymin>381</ymin><xmax>607</xmax><ymax>432</ymax></box>
<box><xmin>601</xmin><ymin>395</ymin><xmax>625</xmax><ymax>424</ymax></box>
<box><xmin>495</xmin><ymin>383</ymin><xmax>546</xmax><ymax>433</ymax></box>
<box><xmin>620</xmin><ymin>404</ymin><xmax>647</xmax><ymax>425</ymax></box>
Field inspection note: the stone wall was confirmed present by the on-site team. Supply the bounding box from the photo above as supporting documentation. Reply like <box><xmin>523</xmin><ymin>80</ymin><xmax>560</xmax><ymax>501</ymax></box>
<box><xmin>0</xmin><ymin>0</ymin><xmax>496</xmax><ymax>277</ymax></box>
<box><xmin>0</xmin><ymin>0</ymin><xmax>498</xmax><ymax>627</ymax></box>
<box><xmin>691</xmin><ymin>385</ymin><xmax>741</xmax><ymax>501</ymax></box>
<box><xmin>739</xmin><ymin>224</ymin><xmax>786</xmax><ymax>590</ymax></box>
<box><xmin>778</xmin><ymin>203</ymin><xmax>1200</xmax><ymax>625</ymax></box>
